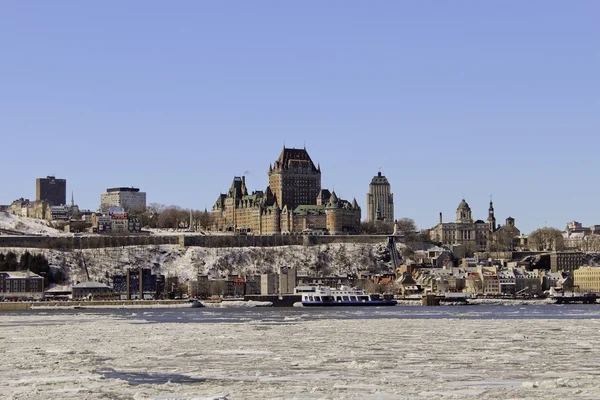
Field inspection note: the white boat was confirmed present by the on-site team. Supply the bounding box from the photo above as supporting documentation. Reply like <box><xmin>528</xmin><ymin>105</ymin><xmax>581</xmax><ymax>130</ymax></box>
<box><xmin>295</xmin><ymin>285</ymin><xmax>397</xmax><ymax>307</ymax></box>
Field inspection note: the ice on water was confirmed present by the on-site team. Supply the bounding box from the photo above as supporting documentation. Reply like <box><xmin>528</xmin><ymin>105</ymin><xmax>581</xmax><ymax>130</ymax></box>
<box><xmin>1</xmin><ymin>306</ymin><xmax>600</xmax><ymax>399</ymax></box>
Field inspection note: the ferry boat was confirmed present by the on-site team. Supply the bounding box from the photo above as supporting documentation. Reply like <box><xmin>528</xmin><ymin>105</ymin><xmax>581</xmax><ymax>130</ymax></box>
<box><xmin>295</xmin><ymin>285</ymin><xmax>397</xmax><ymax>307</ymax></box>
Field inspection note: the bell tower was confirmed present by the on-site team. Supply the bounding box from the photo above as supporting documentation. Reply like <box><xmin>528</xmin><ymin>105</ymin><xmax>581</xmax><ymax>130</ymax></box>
<box><xmin>487</xmin><ymin>195</ymin><xmax>496</xmax><ymax>232</ymax></box>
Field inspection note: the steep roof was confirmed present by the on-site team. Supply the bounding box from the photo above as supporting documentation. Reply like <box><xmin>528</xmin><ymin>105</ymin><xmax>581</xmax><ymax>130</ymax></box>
<box><xmin>370</xmin><ymin>172</ymin><xmax>390</xmax><ymax>185</ymax></box>
<box><xmin>293</xmin><ymin>205</ymin><xmax>325</xmax><ymax>215</ymax></box>
<box><xmin>273</xmin><ymin>147</ymin><xmax>318</xmax><ymax>172</ymax></box>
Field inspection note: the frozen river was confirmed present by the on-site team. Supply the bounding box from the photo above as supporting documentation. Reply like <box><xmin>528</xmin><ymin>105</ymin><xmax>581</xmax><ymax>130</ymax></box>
<box><xmin>2</xmin><ymin>305</ymin><xmax>600</xmax><ymax>399</ymax></box>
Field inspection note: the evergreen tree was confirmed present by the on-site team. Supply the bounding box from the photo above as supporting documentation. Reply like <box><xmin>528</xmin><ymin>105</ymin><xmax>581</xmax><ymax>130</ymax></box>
<box><xmin>4</xmin><ymin>252</ymin><xmax>18</xmax><ymax>271</ymax></box>
<box><xmin>19</xmin><ymin>252</ymin><xmax>32</xmax><ymax>271</ymax></box>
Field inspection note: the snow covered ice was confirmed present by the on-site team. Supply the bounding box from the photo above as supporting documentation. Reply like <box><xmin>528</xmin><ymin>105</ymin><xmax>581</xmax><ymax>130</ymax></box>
<box><xmin>1</xmin><ymin>306</ymin><xmax>600</xmax><ymax>399</ymax></box>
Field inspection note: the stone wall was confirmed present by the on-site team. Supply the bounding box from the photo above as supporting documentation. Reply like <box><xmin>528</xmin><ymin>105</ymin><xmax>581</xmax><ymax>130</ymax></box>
<box><xmin>0</xmin><ymin>235</ymin><xmax>179</xmax><ymax>249</ymax></box>
<box><xmin>180</xmin><ymin>234</ymin><xmax>390</xmax><ymax>248</ymax></box>
<box><xmin>0</xmin><ymin>234</ymin><xmax>392</xmax><ymax>250</ymax></box>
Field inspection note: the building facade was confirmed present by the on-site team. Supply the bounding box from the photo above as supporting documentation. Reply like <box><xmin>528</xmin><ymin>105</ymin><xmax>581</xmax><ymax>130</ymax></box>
<box><xmin>36</xmin><ymin>176</ymin><xmax>66</xmax><ymax>206</ymax></box>
<box><xmin>429</xmin><ymin>199</ymin><xmax>519</xmax><ymax>252</ymax></box>
<box><xmin>268</xmin><ymin>147</ymin><xmax>321</xmax><ymax>211</ymax></box>
<box><xmin>550</xmin><ymin>252</ymin><xmax>583</xmax><ymax>274</ymax></box>
<box><xmin>366</xmin><ymin>172</ymin><xmax>394</xmax><ymax>223</ymax></box>
<box><xmin>212</xmin><ymin>147</ymin><xmax>361</xmax><ymax>235</ymax></box>
<box><xmin>573</xmin><ymin>267</ymin><xmax>600</xmax><ymax>292</ymax></box>
<box><xmin>0</xmin><ymin>271</ymin><xmax>45</xmax><ymax>300</ymax></box>
<box><xmin>100</xmin><ymin>187</ymin><xmax>146</xmax><ymax>212</ymax></box>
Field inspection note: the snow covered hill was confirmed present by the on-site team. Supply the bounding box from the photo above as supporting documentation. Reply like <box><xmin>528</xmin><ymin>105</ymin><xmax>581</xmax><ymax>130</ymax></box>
<box><xmin>0</xmin><ymin>212</ymin><xmax>66</xmax><ymax>236</ymax></box>
<box><xmin>0</xmin><ymin>242</ymin><xmax>399</xmax><ymax>285</ymax></box>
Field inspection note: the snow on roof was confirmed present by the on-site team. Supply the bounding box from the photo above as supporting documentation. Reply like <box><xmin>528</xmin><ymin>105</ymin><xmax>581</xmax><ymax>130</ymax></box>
<box><xmin>0</xmin><ymin>271</ymin><xmax>43</xmax><ymax>279</ymax></box>
<box><xmin>46</xmin><ymin>284</ymin><xmax>73</xmax><ymax>293</ymax></box>
<box><xmin>72</xmin><ymin>281</ymin><xmax>110</xmax><ymax>289</ymax></box>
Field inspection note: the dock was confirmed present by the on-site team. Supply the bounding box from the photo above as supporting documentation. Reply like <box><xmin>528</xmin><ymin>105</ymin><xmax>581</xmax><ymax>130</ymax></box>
<box><xmin>552</xmin><ymin>294</ymin><xmax>597</xmax><ymax>304</ymax></box>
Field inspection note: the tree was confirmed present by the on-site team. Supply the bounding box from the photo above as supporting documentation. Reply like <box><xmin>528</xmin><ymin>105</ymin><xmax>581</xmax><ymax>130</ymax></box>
<box><xmin>396</xmin><ymin>218</ymin><xmax>417</xmax><ymax>239</ymax></box>
<box><xmin>360</xmin><ymin>221</ymin><xmax>393</xmax><ymax>235</ymax></box>
<box><xmin>19</xmin><ymin>252</ymin><xmax>32</xmax><ymax>270</ymax></box>
<box><xmin>157</xmin><ymin>206</ymin><xmax>180</xmax><ymax>229</ymax></box>
<box><xmin>199</xmin><ymin>210</ymin><xmax>213</xmax><ymax>230</ymax></box>
<box><xmin>528</xmin><ymin>227</ymin><xmax>565</xmax><ymax>251</ymax></box>
<box><xmin>1</xmin><ymin>252</ymin><xmax>19</xmax><ymax>271</ymax></box>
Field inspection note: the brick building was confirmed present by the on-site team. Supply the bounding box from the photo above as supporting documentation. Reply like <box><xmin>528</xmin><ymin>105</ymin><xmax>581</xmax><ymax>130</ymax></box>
<box><xmin>0</xmin><ymin>271</ymin><xmax>45</xmax><ymax>300</ymax></box>
<box><xmin>36</xmin><ymin>176</ymin><xmax>66</xmax><ymax>206</ymax></box>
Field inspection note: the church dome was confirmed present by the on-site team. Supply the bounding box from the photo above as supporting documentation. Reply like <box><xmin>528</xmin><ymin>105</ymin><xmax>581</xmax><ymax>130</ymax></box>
<box><xmin>457</xmin><ymin>199</ymin><xmax>470</xmax><ymax>210</ymax></box>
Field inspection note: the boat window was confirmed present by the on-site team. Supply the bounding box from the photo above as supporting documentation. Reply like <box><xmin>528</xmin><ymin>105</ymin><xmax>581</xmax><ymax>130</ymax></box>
<box><xmin>315</xmin><ymin>296</ymin><xmax>321</xmax><ymax>301</ymax></box>
<box><xmin>360</xmin><ymin>296</ymin><xmax>369</xmax><ymax>301</ymax></box>
<box><xmin>335</xmin><ymin>296</ymin><xmax>341</xmax><ymax>301</ymax></box>
<box><xmin>342</xmin><ymin>296</ymin><xmax>349</xmax><ymax>301</ymax></box>
<box><xmin>308</xmin><ymin>296</ymin><xmax>313</xmax><ymax>301</ymax></box>
<box><xmin>350</xmin><ymin>296</ymin><xmax>357</xmax><ymax>301</ymax></box>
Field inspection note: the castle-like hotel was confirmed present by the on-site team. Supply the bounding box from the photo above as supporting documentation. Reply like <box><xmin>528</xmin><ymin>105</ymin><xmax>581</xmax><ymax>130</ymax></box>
<box><xmin>212</xmin><ymin>147</ymin><xmax>361</xmax><ymax>235</ymax></box>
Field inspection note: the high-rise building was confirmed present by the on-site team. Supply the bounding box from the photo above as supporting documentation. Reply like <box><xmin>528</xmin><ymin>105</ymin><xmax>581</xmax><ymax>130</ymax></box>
<box><xmin>268</xmin><ymin>147</ymin><xmax>321</xmax><ymax>210</ymax></box>
<box><xmin>100</xmin><ymin>187</ymin><xmax>146</xmax><ymax>212</ymax></box>
<box><xmin>366</xmin><ymin>172</ymin><xmax>394</xmax><ymax>223</ymax></box>
<box><xmin>36</xmin><ymin>176</ymin><xmax>67</xmax><ymax>206</ymax></box>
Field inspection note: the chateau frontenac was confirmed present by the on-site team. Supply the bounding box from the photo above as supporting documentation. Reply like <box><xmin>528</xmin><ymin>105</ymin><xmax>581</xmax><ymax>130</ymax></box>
<box><xmin>212</xmin><ymin>147</ymin><xmax>361</xmax><ymax>235</ymax></box>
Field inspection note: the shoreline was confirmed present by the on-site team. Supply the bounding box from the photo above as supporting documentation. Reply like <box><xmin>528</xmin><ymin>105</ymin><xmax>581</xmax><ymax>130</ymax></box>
<box><xmin>1</xmin><ymin>297</ymin><xmax>594</xmax><ymax>311</ymax></box>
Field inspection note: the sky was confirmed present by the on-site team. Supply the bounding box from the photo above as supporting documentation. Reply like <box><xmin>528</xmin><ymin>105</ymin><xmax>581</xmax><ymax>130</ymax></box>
<box><xmin>1</xmin><ymin>1</ymin><xmax>598</xmax><ymax>234</ymax></box>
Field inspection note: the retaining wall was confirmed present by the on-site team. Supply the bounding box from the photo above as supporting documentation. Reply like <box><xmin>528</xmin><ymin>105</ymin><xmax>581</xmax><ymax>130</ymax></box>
<box><xmin>0</xmin><ymin>235</ymin><xmax>179</xmax><ymax>249</ymax></box>
<box><xmin>0</xmin><ymin>234</ymin><xmax>391</xmax><ymax>250</ymax></box>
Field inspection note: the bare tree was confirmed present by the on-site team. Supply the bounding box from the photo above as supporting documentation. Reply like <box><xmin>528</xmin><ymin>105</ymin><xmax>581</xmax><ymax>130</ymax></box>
<box><xmin>528</xmin><ymin>227</ymin><xmax>565</xmax><ymax>251</ymax></box>
<box><xmin>396</xmin><ymin>218</ymin><xmax>417</xmax><ymax>239</ymax></box>
<box><xmin>360</xmin><ymin>221</ymin><xmax>393</xmax><ymax>235</ymax></box>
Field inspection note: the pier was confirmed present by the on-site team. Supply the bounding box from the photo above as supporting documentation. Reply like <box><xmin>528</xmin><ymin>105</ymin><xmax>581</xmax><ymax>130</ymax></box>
<box><xmin>552</xmin><ymin>294</ymin><xmax>597</xmax><ymax>304</ymax></box>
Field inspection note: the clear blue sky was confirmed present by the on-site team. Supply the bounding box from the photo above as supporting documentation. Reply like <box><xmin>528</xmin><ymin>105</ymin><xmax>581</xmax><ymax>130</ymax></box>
<box><xmin>1</xmin><ymin>1</ymin><xmax>598</xmax><ymax>234</ymax></box>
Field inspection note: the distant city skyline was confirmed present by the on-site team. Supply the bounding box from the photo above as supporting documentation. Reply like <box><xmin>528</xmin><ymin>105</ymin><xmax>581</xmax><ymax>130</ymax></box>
<box><xmin>1</xmin><ymin>2</ymin><xmax>598</xmax><ymax>234</ymax></box>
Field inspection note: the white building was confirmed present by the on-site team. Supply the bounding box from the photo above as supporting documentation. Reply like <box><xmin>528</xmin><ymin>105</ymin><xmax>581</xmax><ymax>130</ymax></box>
<box><xmin>100</xmin><ymin>187</ymin><xmax>146</xmax><ymax>212</ymax></box>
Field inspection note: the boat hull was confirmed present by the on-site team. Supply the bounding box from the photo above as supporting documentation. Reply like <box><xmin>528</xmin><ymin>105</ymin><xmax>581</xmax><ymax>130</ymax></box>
<box><xmin>301</xmin><ymin>300</ymin><xmax>397</xmax><ymax>307</ymax></box>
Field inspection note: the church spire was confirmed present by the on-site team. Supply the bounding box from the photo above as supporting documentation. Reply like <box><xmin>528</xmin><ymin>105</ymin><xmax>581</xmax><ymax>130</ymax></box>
<box><xmin>488</xmin><ymin>194</ymin><xmax>496</xmax><ymax>232</ymax></box>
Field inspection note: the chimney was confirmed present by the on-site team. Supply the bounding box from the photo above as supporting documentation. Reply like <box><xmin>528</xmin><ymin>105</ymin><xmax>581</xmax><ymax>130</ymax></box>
<box><xmin>439</xmin><ymin>212</ymin><xmax>443</xmax><ymax>225</ymax></box>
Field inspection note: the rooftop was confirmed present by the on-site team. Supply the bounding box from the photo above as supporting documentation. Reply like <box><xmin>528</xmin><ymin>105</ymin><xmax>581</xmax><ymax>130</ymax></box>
<box><xmin>106</xmin><ymin>187</ymin><xmax>141</xmax><ymax>193</ymax></box>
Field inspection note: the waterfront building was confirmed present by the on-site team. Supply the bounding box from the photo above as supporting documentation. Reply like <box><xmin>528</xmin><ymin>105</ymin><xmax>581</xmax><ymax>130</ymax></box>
<box><xmin>366</xmin><ymin>172</ymin><xmax>394</xmax><ymax>223</ymax></box>
<box><xmin>100</xmin><ymin>187</ymin><xmax>146</xmax><ymax>213</ymax></box>
<box><xmin>72</xmin><ymin>281</ymin><xmax>112</xmax><ymax>300</ymax></box>
<box><xmin>0</xmin><ymin>271</ymin><xmax>45</xmax><ymax>300</ymax></box>
<box><xmin>573</xmin><ymin>267</ymin><xmax>600</xmax><ymax>292</ymax></box>
<box><xmin>212</xmin><ymin>147</ymin><xmax>361</xmax><ymax>235</ymax></box>
<box><xmin>550</xmin><ymin>251</ymin><xmax>584</xmax><ymax>274</ymax></box>
<box><xmin>112</xmin><ymin>268</ymin><xmax>164</xmax><ymax>300</ymax></box>
<box><xmin>36</xmin><ymin>176</ymin><xmax>66</xmax><ymax>206</ymax></box>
